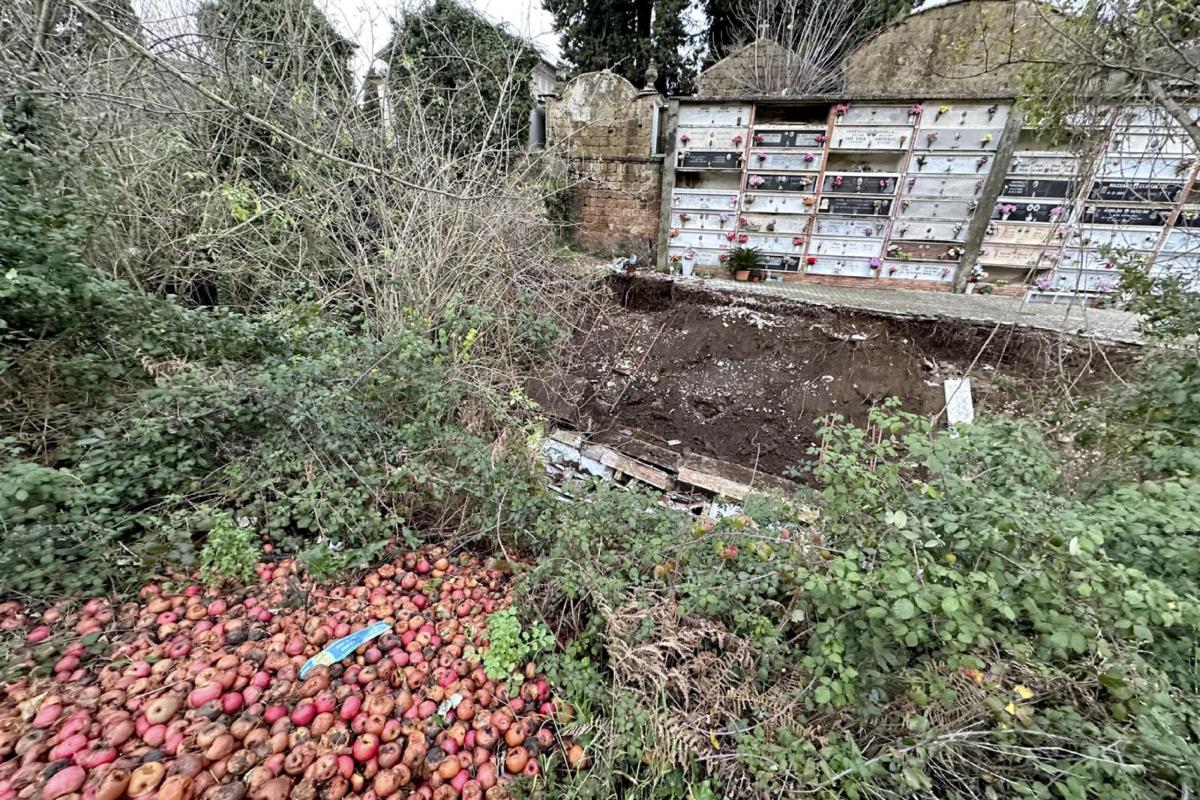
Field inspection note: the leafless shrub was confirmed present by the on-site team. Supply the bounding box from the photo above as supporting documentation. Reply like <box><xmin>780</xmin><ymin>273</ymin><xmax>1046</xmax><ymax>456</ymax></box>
<box><xmin>710</xmin><ymin>0</ymin><xmax>896</xmax><ymax>95</ymax></box>
<box><xmin>1</xmin><ymin>0</ymin><xmax>598</xmax><ymax>400</ymax></box>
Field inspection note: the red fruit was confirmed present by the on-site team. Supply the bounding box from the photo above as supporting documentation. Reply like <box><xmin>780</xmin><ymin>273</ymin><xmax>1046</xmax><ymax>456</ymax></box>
<box><xmin>27</xmin><ymin>626</ymin><xmax>50</xmax><ymax>644</ymax></box>
<box><xmin>42</xmin><ymin>764</ymin><xmax>85</xmax><ymax>799</ymax></box>
<box><xmin>291</xmin><ymin>702</ymin><xmax>316</xmax><ymax>727</ymax></box>
<box><xmin>263</xmin><ymin>706</ymin><xmax>288</xmax><ymax>725</ymax></box>
<box><xmin>32</xmin><ymin>704</ymin><xmax>62</xmax><ymax>729</ymax></box>
<box><xmin>352</xmin><ymin>734</ymin><xmax>379</xmax><ymax>762</ymax></box>
<box><xmin>339</xmin><ymin>696</ymin><xmax>361</xmax><ymax>721</ymax></box>
<box><xmin>222</xmin><ymin>692</ymin><xmax>244</xmax><ymax>715</ymax></box>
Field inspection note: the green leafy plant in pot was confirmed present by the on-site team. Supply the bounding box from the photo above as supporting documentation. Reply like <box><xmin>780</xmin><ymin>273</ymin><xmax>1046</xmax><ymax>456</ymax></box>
<box><xmin>726</xmin><ymin>246</ymin><xmax>760</xmax><ymax>281</ymax></box>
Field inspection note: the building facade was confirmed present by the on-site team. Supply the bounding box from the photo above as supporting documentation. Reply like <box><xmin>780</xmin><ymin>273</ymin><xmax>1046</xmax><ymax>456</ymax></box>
<box><xmin>545</xmin><ymin>0</ymin><xmax>1199</xmax><ymax>300</ymax></box>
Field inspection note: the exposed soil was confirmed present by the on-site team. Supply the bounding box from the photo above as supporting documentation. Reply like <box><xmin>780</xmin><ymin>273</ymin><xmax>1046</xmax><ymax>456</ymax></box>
<box><xmin>539</xmin><ymin>276</ymin><xmax>1138</xmax><ymax>480</ymax></box>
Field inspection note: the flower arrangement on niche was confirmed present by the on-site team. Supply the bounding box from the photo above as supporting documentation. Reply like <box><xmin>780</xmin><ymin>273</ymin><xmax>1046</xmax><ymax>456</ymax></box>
<box><xmin>926</xmin><ymin>131</ymin><xmax>939</xmax><ymax>145</ymax></box>
<box><xmin>754</xmin><ymin>133</ymin><xmax>765</xmax><ymax>144</ymax></box>
<box><xmin>680</xmin><ymin>134</ymin><xmax>690</xmax><ymax>144</ymax></box>
<box><xmin>974</xmin><ymin>180</ymin><xmax>984</xmax><ymax>193</ymax></box>
<box><xmin>1098</xmin><ymin>281</ymin><xmax>1115</xmax><ymax>292</ymax></box>
<box><xmin>833</xmin><ymin>175</ymin><xmax>844</xmax><ymax>187</ymax></box>
<box><xmin>1035</xmin><ymin>273</ymin><xmax>1055</xmax><ymax>290</ymax></box>
<box><xmin>1177</xmin><ymin>156</ymin><xmax>1196</xmax><ymax>174</ymax></box>
<box><xmin>732</xmin><ymin>134</ymin><xmax>743</xmax><ymax>145</ymax></box>
<box><xmin>803</xmin><ymin>196</ymin><xmax>815</xmax><ymax>206</ymax></box>
<box><xmin>678</xmin><ymin>212</ymin><xmax>690</xmax><ymax>222</ymax></box>
<box><xmin>815</xmin><ymin>133</ymin><xmax>828</xmax><ymax>144</ymax></box>
<box><xmin>909</xmin><ymin>103</ymin><xmax>923</xmax><ymax>118</ymax></box>
<box><xmin>981</xmin><ymin>134</ymin><xmax>993</xmax><ymax>145</ymax></box>
<box><xmin>669</xmin><ymin>227</ymin><xmax>681</xmax><ymax>238</ymax></box>
<box><xmin>864</xmin><ymin>227</ymin><xmax>875</xmax><ymax>236</ymax></box>
<box><xmin>987</xmin><ymin>104</ymin><xmax>999</xmax><ymax>120</ymax></box>
<box><xmin>744</xmin><ymin>194</ymin><xmax>755</xmax><ymax>205</ymax></box>
<box><xmin>941</xmin><ymin>266</ymin><xmax>952</xmax><ymax>278</ymax></box>
<box><xmin>1049</xmin><ymin>206</ymin><xmax>1066</xmax><ymax>221</ymax></box>
<box><xmin>975</xmin><ymin>156</ymin><xmax>988</xmax><ymax>171</ymax></box>
<box><xmin>936</xmin><ymin>103</ymin><xmax>950</xmax><ymax>120</ymax></box>
<box><xmin>806</xmin><ymin>256</ymin><xmax>818</xmax><ymax>265</ymax></box>
<box><xmin>869</xmin><ymin>257</ymin><xmax>881</xmax><ymax>269</ymax></box>
<box><xmin>966</xmin><ymin>264</ymin><xmax>988</xmax><ymax>283</ymax></box>
<box><xmin>748</xmin><ymin>175</ymin><xmax>766</xmax><ymax>187</ymax></box>
<box><xmin>887</xmin><ymin>264</ymin><xmax>898</xmax><ymax>275</ymax></box>
<box><xmin>915</xmin><ymin>155</ymin><xmax>927</xmax><ymax>169</ymax></box>
<box><xmin>834</xmin><ymin>103</ymin><xmax>849</xmax><ymax>119</ymax></box>
<box><xmin>737</xmin><ymin>233</ymin><xmax>749</xmax><ymax>244</ymax></box>
<box><xmin>999</xmin><ymin>203</ymin><xmax>1018</xmax><ymax>219</ymax></box>
<box><xmin>792</xmin><ymin>236</ymin><xmax>805</xmax><ymax>247</ymax></box>
<box><xmin>718</xmin><ymin>212</ymin><xmax>730</xmax><ymax>226</ymax></box>
<box><xmin>725</xmin><ymin>231</ymin><xmax>737</xmax><ymax>241</ymax></box>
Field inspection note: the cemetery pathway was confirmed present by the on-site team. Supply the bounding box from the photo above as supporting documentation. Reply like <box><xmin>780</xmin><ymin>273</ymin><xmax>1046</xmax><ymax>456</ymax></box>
<box><xmin>665</xmin><ymin>274</ymin><xmax>1145</xmax><ymax>345</ymax></box>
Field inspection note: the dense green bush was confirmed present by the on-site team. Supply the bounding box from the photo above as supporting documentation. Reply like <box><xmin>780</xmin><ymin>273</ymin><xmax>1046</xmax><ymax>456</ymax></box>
<box><xmin>520</xmin><ymin>405</ymin><xmax>1200</xmax><ymax>799</ymax></box>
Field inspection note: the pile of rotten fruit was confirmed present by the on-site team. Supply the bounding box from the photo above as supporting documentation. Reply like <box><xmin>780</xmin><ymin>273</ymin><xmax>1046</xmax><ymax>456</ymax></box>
<box><xmin>0</xmin><ymin>548</ymin><xmax>588</xmax><ymax>800</ymax></box>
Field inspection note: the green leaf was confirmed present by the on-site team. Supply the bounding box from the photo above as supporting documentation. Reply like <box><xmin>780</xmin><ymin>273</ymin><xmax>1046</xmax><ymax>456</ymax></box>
<box><xmin>893</xmin><ymin>598</ymin><xmax>916</xmax><ymax>620</ymax></box>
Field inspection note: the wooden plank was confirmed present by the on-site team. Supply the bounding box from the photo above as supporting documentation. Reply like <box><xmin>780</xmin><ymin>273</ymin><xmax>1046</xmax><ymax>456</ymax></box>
<box><xmin>590</xmin><ymin>434</ymin><xmax>684</xmax><ymax>472</ymax></box>
<box><xmin>679</xmin><ymin>453</ymin><xmax>798</xmax><ymax>499</ymax></box>
<box><xmin>581</xmin><ymin>445</ymin><xmax>675</xmax><ymax>491</ymax></box>
<box><xmin>676</xmin><ymin>466</ymin><xmax>753</xmax><ymax>500</ymax></box>
<box><xmin>549</xmin><ymin>428</ymin><xmax>585</xmax><ymax>449</ymax></box>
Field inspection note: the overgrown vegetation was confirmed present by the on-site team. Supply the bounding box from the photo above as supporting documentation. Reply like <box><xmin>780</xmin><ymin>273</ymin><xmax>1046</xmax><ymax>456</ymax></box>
<box><xmin>0</xmin><ymin>0</ymin><xmax>580</xmax><ymax>598</ymax></box>
<box><xmin>511</xmin><ymin>233</ymin><xmax>1200</xmax><ymax>800</ymax></box>
<box><xmin>3</xmin><ymin>1</ymin><xmax>1200</xmax><ymax>798</ymax></box>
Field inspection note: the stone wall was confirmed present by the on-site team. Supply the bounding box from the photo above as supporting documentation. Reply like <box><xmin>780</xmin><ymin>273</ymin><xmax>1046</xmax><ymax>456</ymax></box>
<box><xmin>696</xmin><ymin>39</ymin><xmax>802</xmax><ymax>98</ymax></box>
<box><xmin>842</xmin><ymin>0</ymin><xmax>1058</xmax><ymax>97</ymax></box>
<box><xmin>546</xmin><ymin>71</ymin><xmax>664</xmax><ymax>254</ymax></box>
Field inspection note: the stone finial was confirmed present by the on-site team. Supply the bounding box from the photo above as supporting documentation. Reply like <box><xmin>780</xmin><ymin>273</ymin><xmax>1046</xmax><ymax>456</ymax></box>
<box><xmin>643</xmin><ymin>65</ymin><xmax>659</xmax><ymax>90</ymax></box>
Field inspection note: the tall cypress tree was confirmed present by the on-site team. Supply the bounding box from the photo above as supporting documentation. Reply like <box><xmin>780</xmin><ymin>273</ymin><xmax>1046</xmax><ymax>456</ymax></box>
<box><xmin>543</xmin><ymin>0</ymin><xmax>696</xmax><ymax>94</ymax></box>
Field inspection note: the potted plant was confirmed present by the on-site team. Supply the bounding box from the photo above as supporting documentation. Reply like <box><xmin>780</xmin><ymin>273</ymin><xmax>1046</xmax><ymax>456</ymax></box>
<box><xmin>726</xmin><ymin>246</ymin><xmax>760</xmax><ymax>282</ymax></box>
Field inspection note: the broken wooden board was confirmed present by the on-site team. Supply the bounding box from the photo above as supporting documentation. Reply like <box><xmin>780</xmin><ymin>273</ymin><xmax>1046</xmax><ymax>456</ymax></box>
<box><xmin>677</xmin><ymin>453</ymin><xmax>797</xmax><ymax>500</ymax></box>
<box><xmin>589</xmin><ymin>430</ymin><xmax>684</xmax><ymax>472</ymax></box>
<box><xmin>581</xmin><ymin>444</ymin><xmax>675</xmax><ymax>491</ymax></box>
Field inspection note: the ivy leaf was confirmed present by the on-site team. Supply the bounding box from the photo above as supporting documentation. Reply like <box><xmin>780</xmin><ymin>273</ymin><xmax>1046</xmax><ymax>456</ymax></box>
<box><xmin>885</xmin><ymin>509</ymin><xmax>908</xmax><ymax>529</ymax></box>
<box><xmin>893</xmin><ymin>598</ymin><xmax>916</xmax><ymax>620</ymax></box>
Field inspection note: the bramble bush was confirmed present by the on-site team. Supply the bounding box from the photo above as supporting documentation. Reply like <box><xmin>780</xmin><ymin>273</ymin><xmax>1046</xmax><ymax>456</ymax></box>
<box><xmin>519</xmin><ymin>401</ymin><xmax>1200</xmax><ymax>799</ymax></box>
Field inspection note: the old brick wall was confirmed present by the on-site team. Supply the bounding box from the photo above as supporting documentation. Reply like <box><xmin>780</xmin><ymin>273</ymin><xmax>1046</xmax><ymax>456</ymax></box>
<box><xmin>546</xmin><ymin>72</ymin><xmax>664</xmax><ymax>253</ymax></box>
<box><xmin>842</xmin><ymin>0</ymin><xmax>1058</xmax><ymax>97</ymax></box>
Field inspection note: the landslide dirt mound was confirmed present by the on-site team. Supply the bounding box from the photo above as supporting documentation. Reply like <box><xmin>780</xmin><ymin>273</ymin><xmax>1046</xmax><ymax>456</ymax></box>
<box><xmin>544</xmin><ymin>276</ymin><xmax>1134</xmax><ymax>480</ymax></box>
